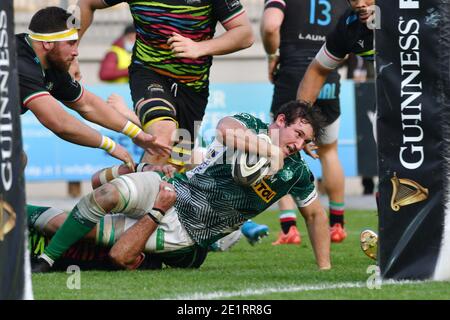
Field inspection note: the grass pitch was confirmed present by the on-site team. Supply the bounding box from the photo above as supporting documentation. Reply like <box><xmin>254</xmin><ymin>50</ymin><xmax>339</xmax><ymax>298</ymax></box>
<box><xmin>32</xmin><ymin>209</ymin><xmax>450</xmax><ymax>300</ymax></box>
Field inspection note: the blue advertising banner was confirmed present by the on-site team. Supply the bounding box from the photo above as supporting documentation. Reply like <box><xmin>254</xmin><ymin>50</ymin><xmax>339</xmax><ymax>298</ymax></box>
<box><xmin>23</xmin><ymin>81</ymin><xmax>356</xmax><ymax>181</ymax></box>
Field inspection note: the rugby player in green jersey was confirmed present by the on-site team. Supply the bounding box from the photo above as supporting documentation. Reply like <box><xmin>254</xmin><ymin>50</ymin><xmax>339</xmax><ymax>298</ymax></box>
<box><xmin>33</xmin><ymin>100</ymin><xmax>332</xmax><ymax>272</ymax></box>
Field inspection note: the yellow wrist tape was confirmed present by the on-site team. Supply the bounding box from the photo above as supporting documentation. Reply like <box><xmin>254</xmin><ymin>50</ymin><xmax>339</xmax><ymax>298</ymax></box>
<box><xmin>99</xmin><ymin>136</ymin><xmax>116</xmax><ymax>153</ymax></box>
<box><xmin>122</xmin><ymin>121</ymin><xmax>142</xmax><ymax>139</ymax></box>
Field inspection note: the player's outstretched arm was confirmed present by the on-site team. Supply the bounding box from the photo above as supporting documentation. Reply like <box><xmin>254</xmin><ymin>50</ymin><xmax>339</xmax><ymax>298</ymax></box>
<box><xmin>66</xmin><ymin>90</ymin><xmax>172</xmax><ymax>157</ymax></box>
<box><xmin>297</xmin><ymin>59</ymin><xmax>333</xmax><ymax>104</ymax></box>
<box><xmin>299</xmin><ymin>198</ymin><xmax>331</xmax><ymax>270</ymax></box>
<box><xmin>78</xmin><ymin>0</ymin><xmax>109</xmax><ymax>39</ymax></box>
<box><xmin>27</xmin><ymin>95</ymin><xmax>135</xmax><ymax>167</ymax></box>
<box><xmin>108</xmin><ymin>181</ymin><xmax>176</xmax><ymax>269</ymax></box>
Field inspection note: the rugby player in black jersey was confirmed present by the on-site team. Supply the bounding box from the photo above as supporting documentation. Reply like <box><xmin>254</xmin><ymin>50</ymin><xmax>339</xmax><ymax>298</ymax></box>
<box><xmin>77</xmin><ymin>0</ymin><xmax>254</xmax><ymax>172</ymax></box>
<box><xmin>17</xmin><ymin>7</ymin><xmax>171</xmax><ymax>167</ymax></box>
<box><xmin>260</xmin><ymin>0</ymin><xmax>349</xmax><ymax>244</ymax></box>
<box><xmin>298</xmin><ymin>0</ymin><xmax>375</xmax><ymax>102</ymax></box>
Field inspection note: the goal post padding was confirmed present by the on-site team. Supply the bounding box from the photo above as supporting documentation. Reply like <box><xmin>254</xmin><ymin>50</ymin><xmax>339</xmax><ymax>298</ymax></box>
<box><xmin>376</xmin><ymin>0</ymin><xmax>450</xmax><ymax>280</ymax></box>
<box><xmin>0</xmin><ymin>0</ymin><xmax>30</xmax><ymax>299</ymax></box>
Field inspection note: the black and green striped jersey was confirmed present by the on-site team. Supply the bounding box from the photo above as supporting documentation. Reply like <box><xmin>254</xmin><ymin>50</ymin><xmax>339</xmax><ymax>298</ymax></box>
<box><xmin>103</xmin><ymin>0</ymin><xmax>245</xmax><ymax>92</ymax></box>
<box><xmin>173</xmin><ymin>113</ymin><xmax>317</xmax><ymax>247</ymax></box>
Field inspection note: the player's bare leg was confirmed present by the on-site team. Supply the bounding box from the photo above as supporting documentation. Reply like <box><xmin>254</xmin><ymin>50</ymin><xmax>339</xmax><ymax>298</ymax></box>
<box><xmin>317</xmin><ymin>141</ymin><xmax>347</xmax><ymax>242</ymax></box>
<box><xmin>141</xmin><ymin>120</ymin><xmax>177</xmax><ymax>165</ymax></box>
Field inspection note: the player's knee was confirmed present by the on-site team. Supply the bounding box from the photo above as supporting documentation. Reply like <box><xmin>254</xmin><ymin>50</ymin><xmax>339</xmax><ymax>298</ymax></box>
<box><xmin>102</xmin><ymin>175</ymin><xmax>136</xmax><ymax>213</ymax></box>
<box><xmin>75</xmin><ymin>190</ymin><xmax>110</xmax><ymax>224</ymax></box>
<box><xmin>93</xmin><ymin>183</ymin><xmax>121</xmax><ymax>213</ymax></box>
<box><xmin>135</xmin><ymin>92</ymin><xmax>178</xmax><ymax>133</ymax></box>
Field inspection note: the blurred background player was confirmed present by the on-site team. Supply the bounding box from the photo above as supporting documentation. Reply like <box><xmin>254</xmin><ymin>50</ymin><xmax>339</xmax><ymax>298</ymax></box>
<box><xmin>99</xmin><ymin>24</ymin><xmax>136</xmax><ymax>83</ymax></box>
<box><xmin>296</xmin><ymin>0</ymin><xmax>375</xmax><ymax>239</ymax></box>
<box><xmin>17</xmin><ymin>7</ymin><xmax>171</xmax><ymax>170</ymax></box>
<box><xmin>343</xmin><ymin>53</ymin><xmax>376</xmax><ymax>195</ymax></box>
<box><xmin>259</xmin><ymin>0</ymin><xmax>349</xmax><ymax>245</ymax></box>
<box><xmin>78</xmin><ymin>0</ymin><xmax>254</xmax><ymax>171</ymax></box>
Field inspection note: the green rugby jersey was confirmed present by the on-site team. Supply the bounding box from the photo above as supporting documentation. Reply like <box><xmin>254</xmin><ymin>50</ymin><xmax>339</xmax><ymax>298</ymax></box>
<box><xmin>173</xmin><ymin>113</ymin><xmax>317</xmax><ymax>247</ymax></box>
<box><xmin>103</xmin><ymin>0</ymin><xmax>245</xmax><ymax>92</ymax></box>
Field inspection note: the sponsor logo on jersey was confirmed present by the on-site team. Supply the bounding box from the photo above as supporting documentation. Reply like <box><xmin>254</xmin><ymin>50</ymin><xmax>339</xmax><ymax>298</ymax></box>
<box><xmin>187</xmin><ymin>140</ymin><xmax>225</xmax><ymax>177</ymax></box>
<box><xmin>357</xmin><ymin>40</ymin><xmax>365</xmax><ymax>48</ymax></box>
<box><xmin>252</xmin><ymin>179</ymin><xmax>276</xmax><ymax>203</ymax></box>
<box><xmin>46</xmin><ymin>82</ymin><xmax>54</xmax><ymax>91</ymax></box>
<box><xmin>298</xmin><ymin>33</ymin><xmax>326</xmax><ymax>42</ymax></box>
<box><xmin>70</xmin><ymin>78</ymin><xmax>79</xmax><ymax>88</ymax></box>
<box><xmin>225</xmin><ymin>0</ymin><xmax>240</xmax><ymax>10</ymax></box>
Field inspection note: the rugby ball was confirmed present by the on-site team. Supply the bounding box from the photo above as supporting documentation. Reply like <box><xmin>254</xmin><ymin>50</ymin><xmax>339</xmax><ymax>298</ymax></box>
<box><xmin>231</xmin><ymin>134</ymin><xmax>271</xmax><ymax>186</ymax></box>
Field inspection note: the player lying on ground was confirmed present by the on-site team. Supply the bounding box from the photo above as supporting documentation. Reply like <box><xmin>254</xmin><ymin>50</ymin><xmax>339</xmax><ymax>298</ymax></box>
<box><xmin>106</xmin><ymin>93</ymin><xmax>271</xmax><ymax>246</ymax></box>
<box><xmin>28</xmin><ymin>188</ymin><xmax>208</xmax><ymax>271</ymax></box>
<box><xmin>33</xmin><ymin>100</ymin><xmax>332</xmax><ymax>272</ymax></box>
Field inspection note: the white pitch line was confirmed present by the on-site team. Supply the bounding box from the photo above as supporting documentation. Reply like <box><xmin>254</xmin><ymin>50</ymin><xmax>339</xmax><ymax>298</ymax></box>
<box><xmin>166</xmin><ymin>280</ymin><xmax>427</xmax><ymax>300</ymax></box>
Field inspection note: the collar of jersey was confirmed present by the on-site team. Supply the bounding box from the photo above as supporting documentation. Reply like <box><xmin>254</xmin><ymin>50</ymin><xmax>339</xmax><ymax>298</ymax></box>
<box><xmin>24</xmin><ymin>35</ymin><xmax>46</xmax><ymax>77</ymax></box>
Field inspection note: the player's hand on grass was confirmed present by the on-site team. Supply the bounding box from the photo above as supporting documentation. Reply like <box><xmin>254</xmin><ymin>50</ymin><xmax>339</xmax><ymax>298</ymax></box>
<box><xmin>132</xmin><ymin>132</ymin><xmax>172</xmax><ymax>157</ymax></box>
<box><xmin>154</xmin><ymin>181</ymin><xmax>177</xmax><ymax>213</ymax></box>
<box><xmin>303</xmin><ymin>142</ymin><xmax>319</xmax><ymax>159</ymax></box>
<box><xmin>168</xmin><ymin>32</ymin><xmax>204</xmax><ymax>59</ymax></box>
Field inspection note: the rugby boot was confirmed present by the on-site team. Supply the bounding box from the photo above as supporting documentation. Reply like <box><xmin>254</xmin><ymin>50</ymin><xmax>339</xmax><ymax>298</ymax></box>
<box><xmin>241</xmin><ymin>220</ymin><xmax>269</xmax><ymax>245</ymax></box>
<box><xmin>272</xmin><ymin>225</ymin><xmax>301</xmax><ymax>245</ymax></box>
<box><xmin>330</xmin><ymin>223</ymin><xmax>347</xmax><ymax>243</ymax></box>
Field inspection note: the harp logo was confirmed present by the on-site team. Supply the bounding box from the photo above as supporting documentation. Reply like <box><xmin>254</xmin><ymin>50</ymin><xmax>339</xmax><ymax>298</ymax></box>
<box><xmin>0</xmin><ymin>200</ymin><xmax>16</xmax><ymax>241</ymax></box>
<box><xmin>390</xmin><ymin>173</ymin><xmax>428</xmax><ymax>212</ymax></box>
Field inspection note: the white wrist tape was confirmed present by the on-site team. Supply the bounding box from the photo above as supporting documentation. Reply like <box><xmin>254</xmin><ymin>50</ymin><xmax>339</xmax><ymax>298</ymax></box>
<box><xmin>135</xmin><ymin>163</ymin><xmax>151</xmax><ymax>172</ymax></box>
<box><xmin>315</xmin><ymin>44</ymin><xmax>346</xmax><ymax>70</ymax></box>
<box><xmin>147</xmin><ymin>208</ymin><xmax>165</xmax><ymax>224</ymax></box>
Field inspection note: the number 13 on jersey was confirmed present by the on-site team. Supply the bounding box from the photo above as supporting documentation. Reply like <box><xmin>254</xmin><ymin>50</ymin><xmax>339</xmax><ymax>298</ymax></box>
<box><xmin>309</xmin><ymin>0</ymin><xmax>331</xmax><ymax>26</ymax></box>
